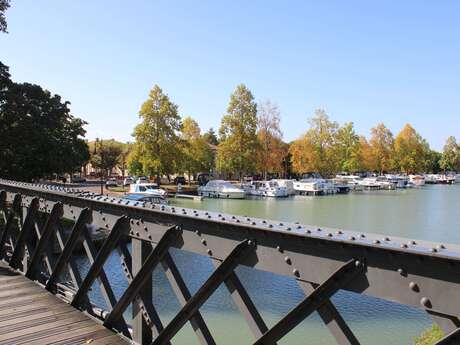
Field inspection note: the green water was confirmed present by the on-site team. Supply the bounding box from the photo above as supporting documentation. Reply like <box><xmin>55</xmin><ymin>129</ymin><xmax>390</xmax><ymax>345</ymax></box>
<box><xmin>85</xmin><ymin>185</ymin><xmax>460</xmax><ymax>345</ymax></box>
<box><xmin>167</xmin><ymin>185</ymin><xmax>460</xmax><ymax>344</ymax></box>
<box><xmin>172</xmin><ymin>184</ymin><xmax>460</xmax><ymax>245</ymax></box>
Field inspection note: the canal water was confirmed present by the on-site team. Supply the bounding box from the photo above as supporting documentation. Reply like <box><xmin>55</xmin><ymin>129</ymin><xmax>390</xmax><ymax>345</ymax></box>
<box><xmin>79</xmin><ymin>184</ymin><xmax>460</xmax><ymax>345</ymax></box>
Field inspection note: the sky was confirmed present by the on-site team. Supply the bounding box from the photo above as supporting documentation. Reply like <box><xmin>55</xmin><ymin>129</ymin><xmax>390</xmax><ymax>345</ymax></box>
<box><xmin>1</xmin><ymin>1</ymin><xmax>460</xmax><ymax>150</ymax></box>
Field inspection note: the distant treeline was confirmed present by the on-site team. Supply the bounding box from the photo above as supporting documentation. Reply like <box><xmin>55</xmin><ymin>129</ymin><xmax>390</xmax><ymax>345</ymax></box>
<box><xmin>2</xmin><ymin>61</ymin><xmax>460</xmax><ymax>182</ymax></box>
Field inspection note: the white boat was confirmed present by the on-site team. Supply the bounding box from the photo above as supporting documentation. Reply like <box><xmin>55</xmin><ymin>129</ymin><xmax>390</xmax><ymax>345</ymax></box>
<box><xmin>129</xmin><ymin>183</ymin><xmax>168</xmax><ymax>197</ymax></box>
<box><xmin>334</xmin><ymin>175</ymin><xmax>362</xmax><ymax>191</ymax></box>
<box><xmin>386</xmin><ymin>174</ymin><xmax>409</xmax><ymax>188</ymax></box>
<box><xmin>435</xmin><ymin>174</ymin><xmax>456</xmax><ymax>184</ymax></box>
<box><xmin>359</xmin><ymin>177</ymin><xmax>381</xmax><ymax>189</ymax></box>
<box><xmin>293</xmin><ymin>174</ymin><xmax>337</xmax><ymax>195</ymax></box>
<box><xmin>424</xmin><ymin>174</ymin><xmax>437</xmax><ymax>184</ymax></box>
<box><xmin>409</xmin><ymin>175</ymin><xmax>426</xmax><ymax>187</ymax></box>
<box><xmin>198</xmin><ymin>180</ymin><xmax>245</xmax><ymax>199</ymax></box>
<box><xmin>271</xmin><ymin>179</ymin><xmax>296</xmax><ymax>195</ymax></box>
<box><xmin>243</xmin><ymin>180</ymin><xmax>288</xmax><ymax>197</ymax></box>
<box><xmin>456</xmin><ymin>174</ymin><xmax>460</xmax><ymax>183</ymax></box>
<box><xmin>359</xmin><ymin>177</ymin><xmax>395</xmax><ymax>190</ymax></box>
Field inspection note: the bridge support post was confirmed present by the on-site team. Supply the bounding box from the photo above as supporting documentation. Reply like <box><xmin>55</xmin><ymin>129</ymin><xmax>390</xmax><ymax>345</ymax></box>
<box><xmin>132</xmin><ymin>237</ymin><xmax>153</xmax><ymax>344</ymax></box>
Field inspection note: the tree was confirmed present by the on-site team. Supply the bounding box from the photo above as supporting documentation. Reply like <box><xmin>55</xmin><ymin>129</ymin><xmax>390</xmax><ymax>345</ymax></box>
<box><xmin>289</xmin><ymin>109</ymin><xmax>339</xmax><ymax>177</ymax></box>
<box><xmin>426</xmin><ymin>150</ymin><xmax>442</xmax><ymax>173</ymax></box>
<box><xmin>0</xmin><ymin>62</ymin><xmax>89</xmax><ymax>181</ymax></box>
<box><xmin>358</xmin><ymin>136</ymin><xmax>375</xmax><ymax>172</ymax></box>
<box><xmin>0</xmin><ymin>0</ymin><xmax>10</xmax><ymax>33</ymax></box>
<box><xmin>203</xmin><ymin>128</ymin><xmax>219</xmax><ymax>146</ymax></box>
<box><xmin>336</xmin><ymin>122</ymin><xmax>362</xmax><ymax>173</ymax></box>
<box><xmin>89</xmin><ymin>139</ymin><xmax>124</xmax><ymax>176</ymax></box>
<box><xmin>440</xmin><ymin>136</ymin><xmax>460</xmax><ymax>172</ymax></box>
<box><xmin>255</xmin><ymin>100</ymin><xmax>286</xmax><ymax>179</ymax></box>
<box><xmin>217</xmin><ymin>84</ymin><xmax>258</xmax><ymax>179</ymax></box>
<box><xmin>369</xmin><ymin>123</ymin><xmax>394</xmax><ymax>174</ymax></box>
<box><xmin>180</xmin><ymin>117</ymin><xmax>214</xmax><ymax>183</ymax></box>
<box><xmin>393</xmin><ymin>124</ymin><xmax>431</xmax><ymax>174</ymax></box>
<box><xmin>132</xmin><ymin>85</ymin><xmax>182</xmax><ymax>184</ymax></box>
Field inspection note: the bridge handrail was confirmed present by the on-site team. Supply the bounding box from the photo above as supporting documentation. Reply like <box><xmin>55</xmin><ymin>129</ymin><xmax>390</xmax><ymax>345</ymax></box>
<box><xmin>0</xmin><ymin>179</ymin><xmax>459</xmax><ymax>345</ymax></box>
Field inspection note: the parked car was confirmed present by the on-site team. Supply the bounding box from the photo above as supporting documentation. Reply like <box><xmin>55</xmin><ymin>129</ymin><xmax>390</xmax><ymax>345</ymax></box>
<box><xmin>174</xmin><ymin>176</ymin><xmax>186</xmax><ymax>185</ymax></box>
<box><xmin>71</xmin><ymin>175</ymin><xmax>86</xmax><ymax>183</ymax></box>
<box><xmin>105</xmin><ymin>178</ymin><xmax>118</xmax><ymax>187</ymax></box>
<box><xmin>136</xmin><ymin>176</ymin><xmax>149</xmax><ymax>184</ymax></box>
<box><xmin>123</xmin><ymin>177</ymin><xmax>134</xmax><ymax>186</ymax></box>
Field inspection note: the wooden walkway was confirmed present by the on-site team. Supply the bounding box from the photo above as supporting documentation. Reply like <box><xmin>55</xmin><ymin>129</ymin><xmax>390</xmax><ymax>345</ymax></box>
<box><xmin>0</xmin><ymin>264</ymin><xmax>130</xmax><ymax>345</ymax></box>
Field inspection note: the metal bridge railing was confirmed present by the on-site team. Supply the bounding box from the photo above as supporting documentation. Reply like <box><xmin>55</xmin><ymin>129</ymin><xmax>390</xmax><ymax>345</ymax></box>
<box><xmin>0</xmin><ymin>179</ymin><xmax>459</xmax><ymax>345</ymax></box>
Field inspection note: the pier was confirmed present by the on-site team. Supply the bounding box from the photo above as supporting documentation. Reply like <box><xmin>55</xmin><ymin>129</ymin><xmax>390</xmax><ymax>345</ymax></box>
<box><xmin>0</xmin><ymin>179</ymin><xmax>459</xmax><ymax>345</ymax></box>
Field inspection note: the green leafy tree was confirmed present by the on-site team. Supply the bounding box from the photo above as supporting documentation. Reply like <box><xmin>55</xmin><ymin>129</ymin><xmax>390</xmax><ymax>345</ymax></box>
<box><xmin>336</xmin><ymin>122</ymin><xmax>362</xmax><ymax>173</ymax></box>
<box><xmin>440</xmin><ymin>136</ymin><xmax>460</xmax><ymax>172</ymax></box>
<box><xmin>369</xmin><ymin>123</ymin><xmax>395</xmax><ymax>174</ymax></box>
<box><xmin>217</xmin><ymin>84</ymin><xmax>258</xmax><ymax>179</ymax></box>
<box><xmin>132</xmin><ymin>85</ymin><xmax>182</xmax><ymax>184</ymax></box>
<box><xmin>0</xmin><ymin>62</ymin><xmax>89</xmax><ymax>181</ymax></box>
<box><xmin>180</xmin><ymin>117</ymin><xmax>214</xmax><ymax>183</ymax></box>
<box><xmin>0</xmin><ymin>0</ymin><xmax>10</xmax><ymax>33</ymax></box>
<box><xmin>89</xmin><ymin>139</ymin><xmax>124</xmax><ymax>176</ymax></box>
<box><xmin>426</xmin><ymin>150</ymin><xmax>442</xmax><ymax>173</ymax></box>
<box><xmin>203</xmin><ymin>128</ymin><xmax>219</xmax><ymax>146</ymax></box>
<box><xmin>290</xmin><ymin>109</ymin><xmax>339</xmax><ymax>177</ymax></box>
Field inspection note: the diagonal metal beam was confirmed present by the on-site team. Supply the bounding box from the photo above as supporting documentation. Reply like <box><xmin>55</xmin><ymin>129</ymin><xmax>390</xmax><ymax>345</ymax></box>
<box><xmin>253</xmin><ymin>259</ymin><xmax>365</xmax><ymax>345</ymax></box>
<box><xmin>104</xmin><ymin>226</ymin><xmax>181</xmax><ymax>328</ymax></box>
<box><xmin>71</xmin><ymin>215</ymin><xmax>130</xmax><ymax>307</ymax></box>
<box><xmin>152</xmin><ymin>239</ymin><xmax>255</xmax><ymax>345</ymax></box>
<box><xmin>218</xmin><ymin>268</ymin><xmax>270</xmax><ymax>340</ymax></box>
<box><xmin>117</xmin><ymin>240</ymin><xmax>168</xmax><ymax>340</ymax></box>
<box><xmin>0</xmin><ymin>205</ymin><xmax>17</xmax><ymax>260</ymax></box>
<box><xmin>434</xmin><ymin>327</ymin><xmax>460</xmax><ymax>344</ymax></box>
<box><xmin>79</xmin><ymin>221</ymin><xmax>131</xmax><ymax>337</ymax></box>
<box><xmin>9</xmin><ymin>198</ymin><xmax>39</xmax><ymax>270</ymax></box>
<box><xmin>25</xmin><ymin>203</ymin><xmax>63</xmax><ymax>280</ymax></box>
<box><xmin>428</xmin><ymin>310</ymin><xmax>460</xmax><ymax>335</ymax></box>
<box><xmin>45</xmin><ymin>208</ymin><xmax>92</xmax><ymax>291</ymax></box>
<box><xmin>162</xmin><ymin>252</ymin><xmax>217</xmax><ymax>345</ymax></box>
<box><xmin>299</xmin><ymin>281</ymin><xmax>360</xmax><ymax>345</ymax></box>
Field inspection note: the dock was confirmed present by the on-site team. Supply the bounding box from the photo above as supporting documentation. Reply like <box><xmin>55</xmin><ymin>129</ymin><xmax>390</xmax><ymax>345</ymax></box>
<box><xmin>0</xmin><ymin>263</ymin><xmax>128</xmax><ymax>345</ymax></box>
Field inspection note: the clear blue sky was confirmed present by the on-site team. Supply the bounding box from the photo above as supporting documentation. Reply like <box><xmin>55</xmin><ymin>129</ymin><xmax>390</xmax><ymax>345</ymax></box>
<box><xmin>2</xmin><ymin>1</ymin><xmax>459</xmax><ymax>150</ymax></box>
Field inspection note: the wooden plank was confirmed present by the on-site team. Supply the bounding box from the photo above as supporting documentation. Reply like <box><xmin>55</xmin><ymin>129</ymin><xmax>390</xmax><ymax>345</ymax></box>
<box><xmin>0</xmin><ymin>284</ymin><xmax>45</xmax><ymax>298</ymax></box>
<box><xmin>0</xmin><ymin>290</ymin><xmax>50</xmax><ymax>307</ymax></box>
<box><xmin>0</xmin><ymin>312</ymin><xmax>91</xmax><ymax>342</ymax></box>
<box><xmin>0</xmin><ymin>279</ymin><xmax>36</xmax><ymax>291</ymax></box>
<box><xmin>0</xmin><ymin>299</ymin><xmax>73</xmax><ymax>324</ymax></box>
<box><xmin>89</xmin><ymin>334</ymin><xmax>130</xmax><ymax>345</ymax></box>
<box><xmin>0</xmin><ymin>309</ymin><xmax>78</xmax><ymax>333</ymax></box>
<box><xmin>29</xmin><ymin>327</ymin><xmax>115</xmax><ymax>345</ymax></box>
<box><xmin>2</xmin><ymin>319</ymin><xmax>99</xmax><ymax>345</ymax></box>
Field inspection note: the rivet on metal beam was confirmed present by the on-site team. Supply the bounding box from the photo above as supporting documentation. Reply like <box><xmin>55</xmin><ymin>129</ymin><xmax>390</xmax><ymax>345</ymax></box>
<box><xmin>373</xmin><ymin>240</ymin><xmax>381</xmax><ymax>244</ymax></box>
<box><xmin>207</xmin><ymin>249</ymin><xmax>212</xmax><ymax>256</ymax></box>
<box><xmin>349</xmin><ymin>236</ymin><xmax>355</xmax><ymax>240</ymax></box>
<box><xmin>293</xmin><ymin>268</ymin><xmax>300</xmax><ymax>277</ymax></box>
<box><xmin>420</xmin><ymin>297</ymin><xmax>432</xmax><ymax>308</ymax></box>
<box><xmin>409</xmin><ymin>282</ymin><xmax>419</xmax><ymax>292</ymax></box>
<box><xmin>284</xmin><ymin>256</ymin><xmax>291</xmax><ymax>265</ymax></box>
